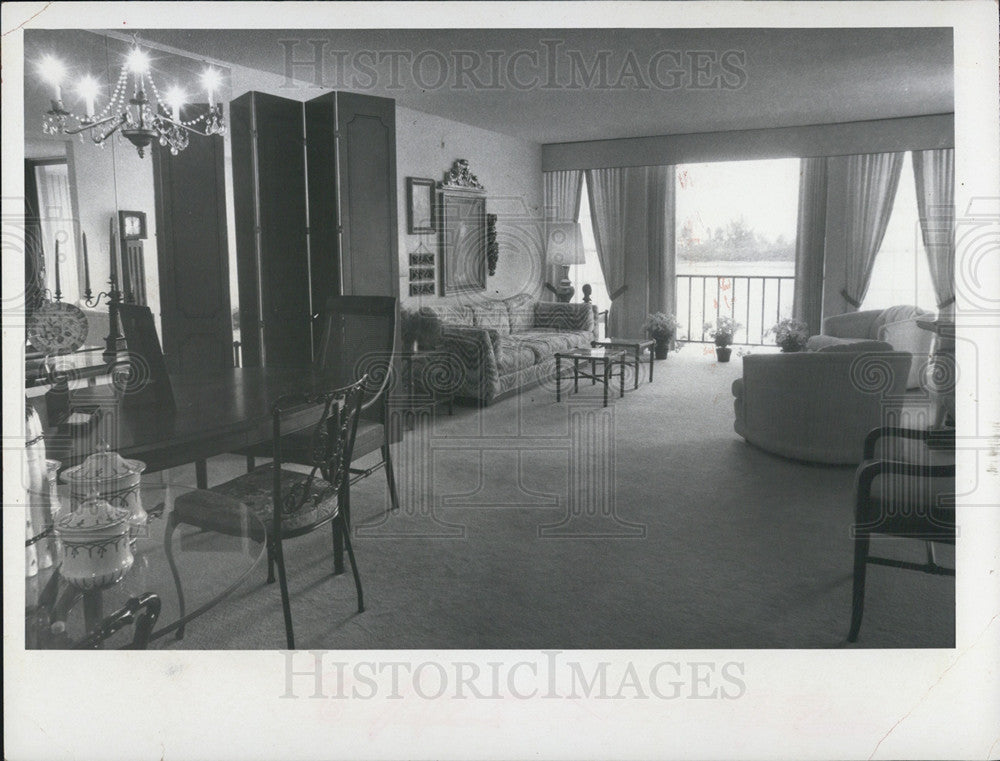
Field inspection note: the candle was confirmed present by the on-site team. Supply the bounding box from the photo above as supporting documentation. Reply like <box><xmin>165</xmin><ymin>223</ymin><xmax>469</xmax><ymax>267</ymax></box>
<box><xmin>53</xmin><ymin>239</ymin><xmax>61</xmax><ymax>300</ymax></box>
<box><xmin>81</xmin><ymin>231</ymin><xmax>91</xmax><ymax>294</ymax></box>
<box><xmin>108</xmin><ymin>216</ymin><xmax>118</xmax><ymax>288</ymax></box>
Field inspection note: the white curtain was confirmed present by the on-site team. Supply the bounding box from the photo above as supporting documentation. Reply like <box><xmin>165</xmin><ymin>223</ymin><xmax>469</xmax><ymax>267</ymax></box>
<box><xmin>586</xmin><ymin>166</ymin><xmax>674</xmax><ymax>338</ymax></box>
<box><xmin>35</xmin><ymin>163</ymin><xmax>80</xmax><ymax>303</ymax></box>
<box><xmin>792</xmin><ymin>157</ymin><xmax>829</xmax><ymax>334</ymax></box>
<box><xmin>840</xmin><ymin>152</ymin><xmax>905</xmax><ymax>309</ymax></box>
<box><xmin>912</xmin><ymin>148</ymin><xmax>955</xmax><ymax>314</ymax></box>
<box><xmin>543</xmin><ymin>170</ymin><xmax>583</xmax><ymax>222</ymax></box>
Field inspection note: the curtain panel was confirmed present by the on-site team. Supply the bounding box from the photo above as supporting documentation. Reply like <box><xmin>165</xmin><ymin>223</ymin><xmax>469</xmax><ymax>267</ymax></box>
<box><xmin>543</xmin><ymin>170</ymin><xmax>583</xmax><ymax>222</ymax></box>
<box><xmin>586</xmin><ymin>166</ymin><xmax>675</xmax><ymax>338</ymax></box>
<box><xmin>840</xmin><ymin>152</ymin><xmax>905</xmax><ymax>309</ymax></box>
<box><xmin>912</xmin><ymin>148</ymin><xmax>956</xmax><ymax>314</ymax></box>
<box><xmin>792</xmin><ymin>157</ymin><xmax>829</xmax><ymax>334</ymax></box>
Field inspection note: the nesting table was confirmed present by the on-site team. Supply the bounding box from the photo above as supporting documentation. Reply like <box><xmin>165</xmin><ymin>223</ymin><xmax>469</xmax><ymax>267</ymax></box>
<box><xmin>591</xmin><ymin>337</ymin><xmax>656</xmax><ymax>388</ymax></box>
<box><xmin>555</xmin><ymin>347</ymin><xmax>627</xmax><ymax>407</ymax></box>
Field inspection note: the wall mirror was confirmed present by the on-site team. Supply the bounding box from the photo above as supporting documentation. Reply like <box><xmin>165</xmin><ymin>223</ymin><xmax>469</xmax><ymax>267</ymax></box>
<box><xmin>438</xmin><ymin>187</ymin><xmax>487</xmax><ymax>295</ymax></box>
<box><xmin>23</xmin><ymin>29</ymin><xmax>235</xmax><ymax>377</ymax></box>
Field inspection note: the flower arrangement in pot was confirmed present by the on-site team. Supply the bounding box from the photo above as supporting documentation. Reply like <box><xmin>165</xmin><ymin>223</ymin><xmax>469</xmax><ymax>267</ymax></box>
<box><xmin>642</xmin><ymin>312</ymin><xmax>681</xmax><ymax>359</ymax></box>
<box><xmin>400</xmin><ymin>308</ymin><xmax>443</xmax><ymax>352</ymax></box>
<box><xmin>769</xmin><ymin>317</ymin><xmax>810</xmax><ymax>353</ymax></box>
<box><xmin>704</xmin><ymin>316</ymin><xmax>741</xmax><ymax>362</ymax></box>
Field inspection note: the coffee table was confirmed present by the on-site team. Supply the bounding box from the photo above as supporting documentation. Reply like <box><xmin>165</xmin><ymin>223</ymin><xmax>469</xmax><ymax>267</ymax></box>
<box><xmin>555</xmin><ymin>347</ymin><xmax>626</xmax><ymax>407</ymax></box>
<box><xmin>591</xmin><ymin>337</ymin><xmax>655</xmax><ymax>389</ymax></box>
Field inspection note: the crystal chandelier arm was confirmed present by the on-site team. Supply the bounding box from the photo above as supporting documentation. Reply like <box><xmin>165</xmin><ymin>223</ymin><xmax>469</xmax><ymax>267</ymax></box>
<box><xmin>61</xmin><ymin>112</ymin><xmax>121</xmax><ymax>135</ymax></box>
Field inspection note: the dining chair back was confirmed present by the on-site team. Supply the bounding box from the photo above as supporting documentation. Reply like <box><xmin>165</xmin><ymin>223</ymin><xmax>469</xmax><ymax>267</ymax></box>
<box><xmin>171</xmin><ymin>376</ymin><xmax>368</xmax><ymax>648</ymax></box>
<box><xmin>847</xmin><ymin>425</ymin><xmax>955</xmax><ymax>642</ymax></box>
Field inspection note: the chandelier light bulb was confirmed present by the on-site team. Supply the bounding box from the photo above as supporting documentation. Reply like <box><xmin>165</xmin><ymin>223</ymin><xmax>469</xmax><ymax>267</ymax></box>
<box><xmin>200</xmin><ymin>67</ymin><xmax>221</xmax><ymax>107</ymax></box>
<box><xmin>39</xmin><ymin>55</ymin><xmax>66</xmax><ymax>100</ymax></box>
<box><xmin>126</xmin><ymin>47</ymin><xmax>150</xmax><ymax>75</ymax></box>
<box><xmin>165</xmin><ymin>86</ymin><xmax>187</xmax><ymax>121</ymax></box>
<box><xmin>77</xmin><ymin>75</ymin><xmax>99</xmax><ymax>117</ymax></box>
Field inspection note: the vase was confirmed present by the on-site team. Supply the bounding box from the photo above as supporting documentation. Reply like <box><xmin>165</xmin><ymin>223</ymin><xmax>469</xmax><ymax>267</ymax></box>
<box><xmin>716</xmin><ymin>346</ymin><xmax>732</xmax><ymax>362</ymax></box>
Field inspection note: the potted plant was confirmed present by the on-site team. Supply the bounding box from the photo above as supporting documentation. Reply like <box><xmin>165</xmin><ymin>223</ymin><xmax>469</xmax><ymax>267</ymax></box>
<box><xmin>769</xmin><ymin>317</ymin><xmax>810</xmax><ymax>353</ymax></box>
<box><xmin>642</xmin><ymin>312</ymin><xmax>681</xmax><ymax>359</ymax></box>
<box><xmin>704</xmin><ymin>316</ymin><xmax>741</xmax><ymax>362</ymax></box>
<box><xmin>400</xmin><ymin>308</ymin><xmax>443</xmax><ymax>352</ymax></box>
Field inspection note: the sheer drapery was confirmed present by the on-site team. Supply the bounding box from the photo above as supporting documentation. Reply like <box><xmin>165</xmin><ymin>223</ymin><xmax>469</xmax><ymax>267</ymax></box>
<box><xmin>792</xmin><ymin>157</ymin><xmax>829</xmax><ymax>334</ymax></box>
<box><xmin>35</xmin><ymin>163</ymin><xmax>81</xmax><ymax>303</ymax></box>
<box><xmin>586</xmin><ymin>166</ymin><xmax>674</xmax><ymax>337</ymax></box>
<box><xmin>912</xmin><ymin>148</ymin><xmax>955</xmax><ymax>313</ymax></box>
<box><xmin>543</xmin><ymin>170</ymin><xmax>583</xmax><ymax>222</ymax></box>
<box><xmin>840</xmin><ymin>152</ymin><xmax>905</xmax><ymax>309</ymax></box>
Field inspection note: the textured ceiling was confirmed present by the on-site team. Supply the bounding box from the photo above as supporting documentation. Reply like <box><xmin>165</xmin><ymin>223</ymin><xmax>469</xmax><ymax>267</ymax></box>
<box><xmin>116</xmin><ymin>28</ymin><xmax>954</xmax><ymax>144</ymax></box>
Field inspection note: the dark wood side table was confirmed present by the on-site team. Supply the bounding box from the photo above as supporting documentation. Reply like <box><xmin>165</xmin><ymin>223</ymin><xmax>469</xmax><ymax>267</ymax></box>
<box><xmin>397</xmin><ymin>351</ymin><xmax>456</xmax><ymax>429</ymax></box>
<box><xmin>555</xmin><ymin>348</ymin><xmax>626</xmax><ymax>408</ymax></box>
<box><xmin>591</xmin><ymin>337</ymin><xmax>655</xmax><ymax>389</ymax></box>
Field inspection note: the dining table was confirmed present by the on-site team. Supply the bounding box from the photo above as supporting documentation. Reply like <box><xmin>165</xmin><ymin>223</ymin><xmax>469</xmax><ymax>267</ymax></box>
<box><xmin>26</xmin><ymin>480</ymin><xmax>266</xmax><ymax>649</ymax></box>
<box><xmin>43</xmin><ymin>367</ymin><xmax>328</xmax><ymax>484</ymax></box>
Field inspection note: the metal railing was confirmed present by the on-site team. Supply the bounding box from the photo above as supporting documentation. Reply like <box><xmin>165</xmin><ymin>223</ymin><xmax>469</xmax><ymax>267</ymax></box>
<box><xmin>676</xmin><ymin>274</ymin><xmax>795</xmax><ymax>345</ymax></box>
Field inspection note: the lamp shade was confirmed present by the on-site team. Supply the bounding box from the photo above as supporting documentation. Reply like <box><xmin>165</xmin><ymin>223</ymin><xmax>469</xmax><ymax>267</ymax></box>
<box><xmin>545</xmin><ymin>222</ymin><xmax>585</xmax><ymax>266</ymax></box>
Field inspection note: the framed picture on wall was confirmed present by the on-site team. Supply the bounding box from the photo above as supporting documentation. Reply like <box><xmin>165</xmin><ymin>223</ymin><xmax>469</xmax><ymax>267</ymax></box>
<box><xmin>439</xmin><ymin>187</ymin><xmax>487</xmax><ymax>295</ymax></box>
<box><xmin>407</xmin><ymin>177</ymin><xmax>436</xmax><ymax>233</ymax></box>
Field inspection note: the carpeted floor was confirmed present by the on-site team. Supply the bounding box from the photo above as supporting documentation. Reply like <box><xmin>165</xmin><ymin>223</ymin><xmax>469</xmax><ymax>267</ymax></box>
<box><xmin>158</xmin><ymin>345</ymin><xmax>954</xmax><ymax>649</ymax></box>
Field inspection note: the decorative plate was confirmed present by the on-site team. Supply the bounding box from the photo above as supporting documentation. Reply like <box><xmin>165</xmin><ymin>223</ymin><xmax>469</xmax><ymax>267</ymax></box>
<box><xmin>26</xmin><ymin>301</ymin><xmax>89</xmax><ymax>355</ymax></box>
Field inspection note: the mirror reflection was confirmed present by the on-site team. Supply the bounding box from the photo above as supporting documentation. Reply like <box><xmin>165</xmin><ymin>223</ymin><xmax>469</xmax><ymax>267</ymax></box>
<box><xmin>24</xmin><ymin>30</ymin><xmax>235</xmax><ymax>382</ymax></box>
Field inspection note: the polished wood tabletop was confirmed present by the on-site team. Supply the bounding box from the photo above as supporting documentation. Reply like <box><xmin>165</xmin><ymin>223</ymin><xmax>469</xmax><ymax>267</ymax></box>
<box><xmin>45</xmin><ymin>367</ymin><xmax>324</xmax><ymax>473</ymax></box>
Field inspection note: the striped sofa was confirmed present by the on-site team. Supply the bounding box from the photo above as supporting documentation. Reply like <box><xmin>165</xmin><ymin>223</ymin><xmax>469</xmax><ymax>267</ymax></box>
<box><xmin>418</xmin><ymin>295</ymin><xmax>598</xmax><ymax>405</ymax></box>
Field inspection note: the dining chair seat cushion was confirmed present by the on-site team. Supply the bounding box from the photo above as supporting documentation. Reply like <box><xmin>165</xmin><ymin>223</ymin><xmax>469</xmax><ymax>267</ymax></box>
<box><xmin>171</xmin><ymin>489</ymin><xmax>267</xmax><ymax>541</ymax></box>
<box><xmin>177</xmin><ymin>464</ymin><xmax>341</xmax><ymax>534</ymax></box>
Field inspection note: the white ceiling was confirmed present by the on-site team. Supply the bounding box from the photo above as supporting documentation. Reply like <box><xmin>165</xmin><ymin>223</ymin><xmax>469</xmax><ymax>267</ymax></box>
<box><xmin>130</xmin><ymin>28</ymin><xmax>953</xmax><ymax>144</ymax></box>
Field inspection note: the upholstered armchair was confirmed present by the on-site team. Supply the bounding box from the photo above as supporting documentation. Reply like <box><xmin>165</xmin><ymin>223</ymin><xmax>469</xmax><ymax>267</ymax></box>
<box><xmin>808</xmin><ymin>305</ymin><xmax>934</xmax><ymax>389</ymax></box>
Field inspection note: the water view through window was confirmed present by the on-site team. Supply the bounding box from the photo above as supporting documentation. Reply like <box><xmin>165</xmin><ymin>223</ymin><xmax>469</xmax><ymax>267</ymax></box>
<box><xmin>675</xmin><ymin>158</ymin><xmax>800</xmax><ymax>344</ymax></box>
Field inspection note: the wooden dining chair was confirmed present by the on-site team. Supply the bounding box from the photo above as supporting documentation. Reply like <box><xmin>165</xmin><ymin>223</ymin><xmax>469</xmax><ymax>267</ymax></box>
<box><xmin>848</xmin><ymin>425</ymin><xmax>956</xmax><ymax>642</ymax></box>
<box><xmin>170</xmin><ymin>376</ymin><xmax>368</xmax><ymax>649</ymax></box>
<box><xmin>245</xmin><ymin>296</ymin><xmax>401</xmax><ymax>532</ymax></box>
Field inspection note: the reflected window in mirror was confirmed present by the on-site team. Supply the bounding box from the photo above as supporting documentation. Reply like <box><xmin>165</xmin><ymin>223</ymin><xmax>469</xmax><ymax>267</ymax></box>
<box><xmin>26</xmin><ymin>157</ymin><xmax>83</xmax><ymax>308</ymax></box>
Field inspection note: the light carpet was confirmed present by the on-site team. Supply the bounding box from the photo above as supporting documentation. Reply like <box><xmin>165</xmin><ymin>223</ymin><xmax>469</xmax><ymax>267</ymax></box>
<box><xmin>158</xmin><ymin>345</ymin><xmax>954</xmax><ymax>650</ymax></box>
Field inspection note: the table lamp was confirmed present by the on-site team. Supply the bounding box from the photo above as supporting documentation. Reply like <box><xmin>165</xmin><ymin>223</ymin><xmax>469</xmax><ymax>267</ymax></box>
<box><xmin>545</xmin><ymin>222</ymin><xmax>585</xmax><ymax>302</ymax></box>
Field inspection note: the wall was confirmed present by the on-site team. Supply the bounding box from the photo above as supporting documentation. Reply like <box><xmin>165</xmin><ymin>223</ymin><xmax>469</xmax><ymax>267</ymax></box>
<box><xmin>396</xmin><ymin>106</ymin><xmax>544</xmax><ymax>307</ymax></box>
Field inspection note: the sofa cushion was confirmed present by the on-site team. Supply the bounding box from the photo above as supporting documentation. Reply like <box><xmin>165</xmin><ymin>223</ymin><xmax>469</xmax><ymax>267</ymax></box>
<box><xmin>496</xmin><ymin>336</ymin><xmax>537</xmax><ymax>375</ymax></box>
<box><xmin>514</xmin><ymin>330</ymin><xmax>591</xmax><ymax>362</ymax></box>
<box><xmin>815</xmin><ymin>339</ymin><xmax>893</xmax><ymax>353</ymax></box>
<box><xmin>504</xmin><ymin>294</ymin><xmax>536</xmax><ymax>334</ymax></box>
<box><xmin>419</xmin><ymin>303</ymin><xmax>473</xmax><ymax>326</ymax></box>
<box><xmin>881</xmin><ymin>318</ymin><xmax>932</xmax><ymax>388</ymax></box>
<box><xmin>473</xmin><ymin>301</ymin><xmax>511</xmax><ymax>334</ymax></box>
<box><xmin>534</xmin><ymin>302</ymin><xmax>595</xmax><ymax>333</ymax></box>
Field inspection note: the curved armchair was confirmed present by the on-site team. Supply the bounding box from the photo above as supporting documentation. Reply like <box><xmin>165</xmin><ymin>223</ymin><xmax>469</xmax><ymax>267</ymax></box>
<box><xmin>732</xmin><ymin>350</ymin><xmax>911</xmax><ymax>464</ymax></box>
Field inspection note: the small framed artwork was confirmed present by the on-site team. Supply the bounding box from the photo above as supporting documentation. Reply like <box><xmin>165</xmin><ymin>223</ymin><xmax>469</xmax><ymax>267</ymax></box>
<box><xmin>407</xmin><ymin>177</ymin><xmax>436</xmax><ymax>234</ymax></box>
<box><xmin>118</xmin><ymin>210</ymin><xmax>147</xmax><ymax>240</ymax></box>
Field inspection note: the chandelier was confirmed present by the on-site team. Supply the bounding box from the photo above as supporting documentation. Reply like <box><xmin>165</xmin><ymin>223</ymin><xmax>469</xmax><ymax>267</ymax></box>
<box><xmin>40</xmin><ymin>38</ymin><xmax>226</xmax><ymax>158</ymax></box>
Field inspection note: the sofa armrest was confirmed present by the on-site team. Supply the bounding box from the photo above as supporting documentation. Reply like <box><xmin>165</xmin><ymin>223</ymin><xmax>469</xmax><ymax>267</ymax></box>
<box><xmin>439</xmin><ymin>325</ymin><xmax>501</xmax><ymax>401</ymax></box>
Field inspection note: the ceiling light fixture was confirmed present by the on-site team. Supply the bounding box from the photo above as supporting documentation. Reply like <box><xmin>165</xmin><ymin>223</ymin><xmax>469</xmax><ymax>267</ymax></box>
<box><xmin>41</xmin><ymin>36</ymin><xmax>225</xmax><ymax>158</ymax></box>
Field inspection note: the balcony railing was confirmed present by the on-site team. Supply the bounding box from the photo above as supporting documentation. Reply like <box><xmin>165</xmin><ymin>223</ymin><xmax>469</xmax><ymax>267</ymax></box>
<box><xmin>676</xmin><ymin>274</ymin><xmax>795</xmax><ymax>345</ymax></box>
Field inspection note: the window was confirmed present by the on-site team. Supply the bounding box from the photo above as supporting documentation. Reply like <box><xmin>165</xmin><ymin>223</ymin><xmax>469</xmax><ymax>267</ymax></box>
<box><xmin>860</xmin><ymin>152</ymin><xmax>937</xmax><ymax>311</ymax></box>
<box><xmin>572</xmin><ymin>174</ymin><xmax>611</xmax><ymax>331</ymax></box>
<box><xmin>675</xmin><ymin>159</ymin><xmax>800</xmax><ymax>343</ymax></box>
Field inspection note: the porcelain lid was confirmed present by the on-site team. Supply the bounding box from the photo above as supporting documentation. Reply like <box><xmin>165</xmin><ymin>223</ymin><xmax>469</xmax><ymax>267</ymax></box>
<box><xmin>62</xmin><ymin>444</ymin><xmax>145</xmax><ymax>484</ymax></box>
<box><xmin>55</xmin><ymin>495</ymin><xmax>130</xmax><ymax>534</ymax></box>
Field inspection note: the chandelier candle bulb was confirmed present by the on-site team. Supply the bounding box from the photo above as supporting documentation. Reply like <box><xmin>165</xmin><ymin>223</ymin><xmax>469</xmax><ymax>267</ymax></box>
<box><xmin>81</xmin><ymin>232</ymin><xmax>91</xmax><ymax>295</ymax></box>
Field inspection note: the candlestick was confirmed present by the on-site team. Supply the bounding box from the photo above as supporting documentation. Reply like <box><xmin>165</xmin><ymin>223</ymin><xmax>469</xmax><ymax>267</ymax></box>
<box><xmin>81</xmin><ymin>232</ymin><xmax>91</xmax><ymax>296</ymax></box>
<box><xmin>108</xmin><ymin>216</ymin><xmax>118</xmax><ymax>289</ymax></box>
<box><xmin>53</xmin><ymin>239</ymin><xmax>62</xmax><ymax>301</ymax></box>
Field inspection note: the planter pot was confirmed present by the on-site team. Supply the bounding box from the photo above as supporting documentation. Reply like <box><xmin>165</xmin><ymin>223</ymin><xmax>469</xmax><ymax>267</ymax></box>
<box><xmin>653</xmin><ymin>335</ymin><xmax>671</xmax><ymax>359</ymax></box>
<box><xmin>715</xmin><ymin>346</ymin><xmax>732</xmax><ymax>362</ymax></box>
